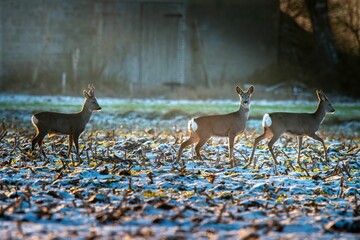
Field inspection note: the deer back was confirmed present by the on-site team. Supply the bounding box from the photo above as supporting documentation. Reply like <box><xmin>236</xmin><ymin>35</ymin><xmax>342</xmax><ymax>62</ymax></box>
<box><xmin>33</xmin><ymin>111</ymin><xmax>88</xmax><ymax>136</ymax></box>
<box><xmin>266</xmin><ymin>112</ymin><xmax>320</xmax><ymax>136</ymax></box>
<box><xmin>193</xmin><ymin>108</ymin><xmax>250</xmax><ymax>137</ymax></box>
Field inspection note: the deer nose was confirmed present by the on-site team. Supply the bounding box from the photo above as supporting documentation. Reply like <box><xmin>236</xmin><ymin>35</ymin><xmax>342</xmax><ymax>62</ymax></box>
<box><xmin>243</xmin><ymin>101</ymin><xmax>248</xmax><ymax>105</ymax></box>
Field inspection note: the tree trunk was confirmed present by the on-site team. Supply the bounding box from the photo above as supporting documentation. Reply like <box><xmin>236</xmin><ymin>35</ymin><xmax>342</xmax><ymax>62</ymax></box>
<box><xmin>305</xmin><ymin>0</ymin><xmax>339</xmax><ymax>65</ymax></box>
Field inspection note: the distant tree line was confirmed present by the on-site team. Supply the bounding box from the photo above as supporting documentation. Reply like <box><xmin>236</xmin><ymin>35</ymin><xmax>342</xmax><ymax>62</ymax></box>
<box><xmin>259</xmin><ymin>0</ymin><xmax>360</xmax><ymax>97</ymax></box>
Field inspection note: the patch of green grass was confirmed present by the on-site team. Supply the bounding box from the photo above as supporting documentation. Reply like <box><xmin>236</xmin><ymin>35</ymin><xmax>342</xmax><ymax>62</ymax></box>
<box><xmin>1</xmin><ymin>100</ymin><xmax>359</xmax><ymax>121</ymax></box>
<box><xmin>0</xmin><ymin>101</ymin><xmax>81</xmax><ymax>112</ymax></box>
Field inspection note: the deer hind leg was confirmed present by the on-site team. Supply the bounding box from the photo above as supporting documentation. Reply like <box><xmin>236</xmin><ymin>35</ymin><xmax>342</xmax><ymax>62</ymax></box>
<box><xmin>267</xmin><ymin>133</ymin><xmax>281</xmax><ymax>165</ymax></box>
<box><xmin>195</xmin><ymin>136</ymin><xmax>210</xmax><ymax>160</ymax></box>
<box><xmin>34</xmin><ymin>132</ymin><xmax>47</xmax><ymax>158</ymax></box>
<box><xmin>249</xmin><ymin>129</ymin><xmax>271</xmax><ymax>166</ymax></box>
<box><xmin>31</xmin><ymin>132</ymin><xmax>39</xmax><ymax>151</ymax></box>
<box><xmin>176</xmin><ymin>134</ymin><xmax>198</xmax><ymax>162</ymax></box>
<box><xmin>309</xmin><ymin>133</ymin><xmax>327</xmax><ymax>162</ymax></box>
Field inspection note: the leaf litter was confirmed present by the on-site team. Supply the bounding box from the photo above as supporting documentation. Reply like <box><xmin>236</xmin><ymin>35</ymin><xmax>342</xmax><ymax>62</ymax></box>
<box><xmin>0</xmin><ymin>99</ymin><xmax>359</xmax><ymax>239</ymax></box>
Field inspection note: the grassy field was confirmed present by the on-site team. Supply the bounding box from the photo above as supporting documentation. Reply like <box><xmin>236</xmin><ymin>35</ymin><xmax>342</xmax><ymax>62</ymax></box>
<box><xmin>1</xmin><ymin>96</ymin><xmax>359</xmax><ymax>122</ymax></box>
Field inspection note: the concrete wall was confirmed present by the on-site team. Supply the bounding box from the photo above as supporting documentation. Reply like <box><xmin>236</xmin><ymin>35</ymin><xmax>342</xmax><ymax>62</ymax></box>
<box><xmin>186</xmin><ymin>0</ymin><xmax>279</xmax><ymax>87</ymax></box>
<box><xmin>0</xmin><ymin>0</ymin><xmax>279</xmax><ymax>94</ymax></box>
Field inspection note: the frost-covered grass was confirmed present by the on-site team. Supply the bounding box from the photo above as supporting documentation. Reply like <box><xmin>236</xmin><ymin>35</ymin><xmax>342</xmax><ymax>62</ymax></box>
<box><xmin>0</xmin><ymin>95</ymin><xmax>360</xmax><ymax>239</ymax></box>
<box><xmin>0</xmin><ymin>125</ymin><xmax>359</xmax><ymax>239</ymax></box>
<box><xmin>0</xmin><ymin>94</ymin><xmax>359</xmax><ymax>239</ymax></box>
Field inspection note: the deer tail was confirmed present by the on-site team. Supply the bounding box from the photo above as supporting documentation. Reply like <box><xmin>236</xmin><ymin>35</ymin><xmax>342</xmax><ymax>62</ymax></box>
<box><xmin>262</xmin><ymin>113</ymin><xmax>272</xmax><ymax>128</ymax></box>
<box><xmin>31</xmin><ymin>115</ymin><xmax>39</xmax><ymax>126</ymax></box>
<box><xmin>188</xmin><ymin>119</ymin><xmax>198</xmax><ymax>132</ymax></box>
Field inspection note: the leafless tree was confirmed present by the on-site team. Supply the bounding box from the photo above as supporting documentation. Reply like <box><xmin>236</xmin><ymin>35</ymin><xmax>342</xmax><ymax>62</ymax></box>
<box><xmin>335</xmin><ymin>0</ymin><xmax>360</xmax><ymax>55</ymax></box>
<box><xmin>305</xmin><ymin>0</ymin><xmax>339</xmax><ymax>65</ymax></box>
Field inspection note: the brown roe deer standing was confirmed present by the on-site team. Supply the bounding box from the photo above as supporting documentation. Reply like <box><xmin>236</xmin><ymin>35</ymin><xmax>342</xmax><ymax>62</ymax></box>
<box><xmin>177</xmin><ymin>85</ymin><xmax>254</xmax><ymax>167</ymax></box>
<box><xmin>31</xmin><ymin>85</ymin><xmax>101</xmax><ymax>158</ymax></box>
<box><xmin>249</xmin><ymin>90</ymin><xmax>335</xmax><ymax>167</ymax></box>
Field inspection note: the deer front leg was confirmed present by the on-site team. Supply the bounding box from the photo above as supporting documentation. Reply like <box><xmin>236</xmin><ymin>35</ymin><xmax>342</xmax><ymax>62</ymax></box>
<box><xmin>73</xmin><ymin>134</ymin><xmax>81</xmax><ymax>160</ymax></box>
<box><xmin>228</xmin><ymin>134</ymin><xmax>236</xmax><ymax>168</ymax></box>
<box><xmin>309</xmin><ymin>133</ymin><xmax>328</xmax><ymax>162</ymax></box>
<box><xmin>67</xmin><ymin>135</ymin><xmax>74</xmax><ymax>158</ymax></box>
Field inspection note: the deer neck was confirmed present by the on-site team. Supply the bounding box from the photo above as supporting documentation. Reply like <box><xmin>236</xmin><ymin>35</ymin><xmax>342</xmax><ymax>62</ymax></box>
<box><xmin>79</xmin><ymin>100</ymin><xmax>93</xmax><ymax>123</ymax></box>
<box><xmin>239</xmin><ymin>104</ymin><xmax>250</xmax><ymax>120</ymax></box>
<box><xmin>314</xmin><ymin>101</ymin><xmax>326</xmax><ymax>124</ymax></box>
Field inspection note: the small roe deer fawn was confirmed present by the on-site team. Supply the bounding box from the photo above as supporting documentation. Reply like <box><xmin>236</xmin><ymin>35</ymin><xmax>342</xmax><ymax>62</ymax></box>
<box><xmin>249</xmin><ymin>90</ymin><xmax>335</xmax><ymax>167</ymax></box>
<box><xmin>31</xmin><ymin>85</ymin><xmax>102</xmax><ymax>158</ymax></box>
<box><xmin>177</xmin><ymin>85</ymin><xmax>254</xmax><ymax>167</ymax></box>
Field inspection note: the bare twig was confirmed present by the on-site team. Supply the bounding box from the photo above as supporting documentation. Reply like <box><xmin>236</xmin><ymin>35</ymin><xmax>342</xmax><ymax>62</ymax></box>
<box><xmin>337</xmin><ymin>176</ymin><xmax>344</xmax><ymax>199</ymax></box>
<box><xmin>147</xmin><ymin>171</ymin><xmax>154</xmax><ymax>184</ymax></box>
<box><xmin>215</xmin><ymin>203</ymin><xmax>226</xmax><ymax>223</ymax></box>
<box><xmin>0</xmin><ymin>121</ymin><xmax>8</xmax><ymax>142</ymax></box>
<box><xmin>10</xmin><ymin>136</ymin><xmax>20</xmax><ymax>155</ymax></box>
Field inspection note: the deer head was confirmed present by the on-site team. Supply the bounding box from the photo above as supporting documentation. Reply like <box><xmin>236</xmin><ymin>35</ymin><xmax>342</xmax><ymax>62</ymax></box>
<box><xmin>316</xmin><ymin>90</ymin><xmax>335</xmax><ymax>114</ymax></box>
<box><xmin>236</xmin><ymin>85</ymin><xmax>254</xmax><ymax>108</ymax></box>
<box><xmin>83</xmin><ymin>84</ymin><xmax>102</xmax><ymax>112</ymax></box>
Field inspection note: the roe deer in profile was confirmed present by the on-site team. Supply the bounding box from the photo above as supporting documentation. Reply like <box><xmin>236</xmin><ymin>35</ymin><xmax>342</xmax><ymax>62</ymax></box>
<box><xmin>31</xmin><ymin>85</ymin><xmax>102</xmax><ymax>158</ymax></box>
<box><xmin>177</xmin><ymin>85</ymin><xmax>254</xmax><ymax>167</ymax></box>
<box><xmin>249</xmin><ymin>90</ymin><xmax>335</xmax><ymax>167</ymax></box>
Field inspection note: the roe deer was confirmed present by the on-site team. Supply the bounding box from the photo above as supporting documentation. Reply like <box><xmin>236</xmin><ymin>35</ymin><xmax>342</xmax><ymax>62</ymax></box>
<box><xmin>31</xmin><ymin>85</ymin><xmax>101</xmax><ymax>158</ymax></box>
<box><xmin>249</xmin><ymin>90</ymin><xmax>335</xmax><ymax>167</ymax></box>
<box><xmin>177</xmin><ymin>85</ymin><xmax>254</xmax><ymax>167</ymax></box>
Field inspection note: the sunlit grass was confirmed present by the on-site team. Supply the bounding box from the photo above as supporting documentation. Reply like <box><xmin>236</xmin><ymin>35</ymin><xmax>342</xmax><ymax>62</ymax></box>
<box><xmin>0</xmin><ymin>99</ymin><xmax>359</xmax><ymax>121</ymax></box>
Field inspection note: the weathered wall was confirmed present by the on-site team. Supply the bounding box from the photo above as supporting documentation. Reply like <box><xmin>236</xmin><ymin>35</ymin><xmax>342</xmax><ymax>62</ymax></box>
<box><xmin>0</xmin><ymin>0</ymin><xmax>279</xmax><ymax>94</ymax></box>
<box><xmin>187</xmin><ymin>0</ymin><xmax>278</xmax><ymax>87</ymax></box>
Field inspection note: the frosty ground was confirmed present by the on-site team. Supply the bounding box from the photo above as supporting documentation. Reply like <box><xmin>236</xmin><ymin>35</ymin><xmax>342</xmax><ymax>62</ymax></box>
<box><xmin>0</xmin><ymin>95</ymin><xmax>359</xmax><ymax>239</ymax></box>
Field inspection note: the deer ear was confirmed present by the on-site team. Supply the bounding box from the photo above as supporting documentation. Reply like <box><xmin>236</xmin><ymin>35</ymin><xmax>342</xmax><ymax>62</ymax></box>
<box><xmin>236</xmin><ymin>86</ymin><xmax>243</xmax><ymax>95</ymax></box>
<box><xmin>87</xmin><ymin>84</ymin><xmax>95</xmax><ymax>97</ymax></box>
<box><xmin>321</xmin><ymin>91</ymin><xmax>328</xmax><ymax>101</ymax></box>
<box><xmin>247</xmin><ymin>85</ymin><xmax>254</xmax><ymax>94</ymax></box>
<box><xmin>83</xmin><ymin>90</ymin><xmax>89</xmax><ymax>99</ymax></box>
<box><xmin>316</xmin><ymin>90</ymin><xmax>325</xmax><ymax>101</ymax></box>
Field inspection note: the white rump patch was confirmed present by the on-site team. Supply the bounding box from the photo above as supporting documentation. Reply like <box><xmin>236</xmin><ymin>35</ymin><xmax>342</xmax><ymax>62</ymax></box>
<box><xmin>188</xmin><ymin>119</ymin><xmax>198</xmax><ymax>132</ymax></box>
<box><xmin>262</xmin><ymin>113</ymin><xmax>272</xmax><ymax>127</ymax></box>
<box><xmin>32</xmin><ymin>115</ymin><xmax>38</xmax><ymax>125</ymax></box>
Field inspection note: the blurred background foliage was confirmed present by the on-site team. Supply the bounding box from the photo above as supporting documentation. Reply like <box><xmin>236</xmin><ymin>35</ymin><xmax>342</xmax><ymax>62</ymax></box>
<box><xmin>272</xmin><ymin>0</ymin><xmax>360</xmax><ymax>98</ymax></box>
